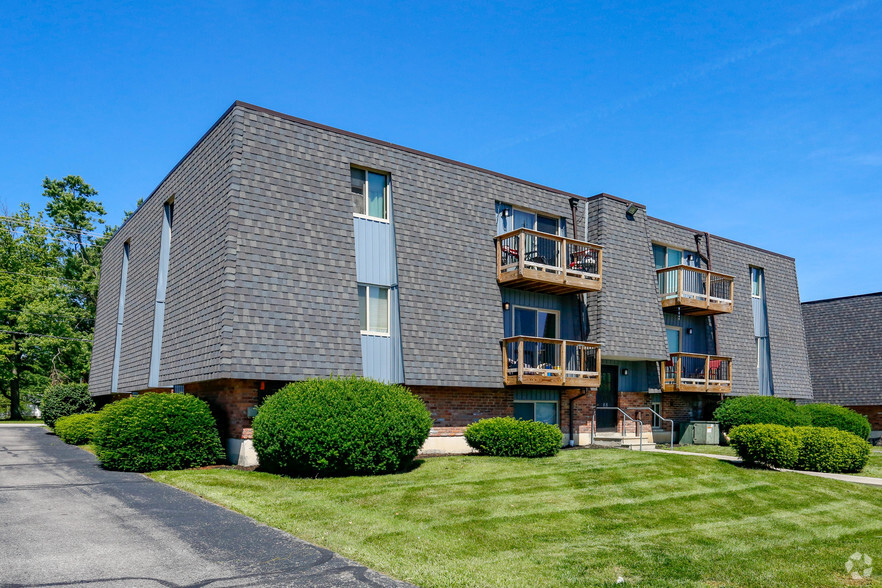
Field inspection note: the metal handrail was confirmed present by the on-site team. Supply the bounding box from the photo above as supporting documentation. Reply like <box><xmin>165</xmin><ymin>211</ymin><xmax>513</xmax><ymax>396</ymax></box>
<box><xmin>591</xmin><ymin>407</ymin><xmax>643</xmax><ymax>451</ymax></box>
<box><xmin>626</xmin><ymin>406</ymin><xmax>674</xmax><ymax>450</ymax></box>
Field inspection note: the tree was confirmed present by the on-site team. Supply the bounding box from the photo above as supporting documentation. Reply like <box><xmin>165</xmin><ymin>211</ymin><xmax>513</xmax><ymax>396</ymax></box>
<box><xmin>0</xmin><ymin>177</ymin><xmax>109</xmax><ymax>419</ymax></box>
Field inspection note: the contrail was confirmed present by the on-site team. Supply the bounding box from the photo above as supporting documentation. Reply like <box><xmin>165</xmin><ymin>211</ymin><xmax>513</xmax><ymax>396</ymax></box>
<box><xmin>476</xmin><ymin>0</ymin><xmax>873</xmax><ymax>155</ymax></box>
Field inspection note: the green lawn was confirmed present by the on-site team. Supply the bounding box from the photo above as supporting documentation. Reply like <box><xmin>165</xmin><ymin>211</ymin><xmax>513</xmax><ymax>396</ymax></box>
<box><xmin>151</xmin><ymin>449</ymin><xmax>882</xmax><ymax>587</ymax></box>
<box><xmin>659</xmin><ymin>444</ymin><xmax>738</xmax><ymax>457</ymax></box>
<box><xmin>0</xmin><ymin>418</ymin><xmax>43</xmax><ymax>424</ymax></box>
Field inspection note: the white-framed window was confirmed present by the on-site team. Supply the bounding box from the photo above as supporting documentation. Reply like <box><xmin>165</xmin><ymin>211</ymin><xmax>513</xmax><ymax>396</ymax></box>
<box><xmin>750</xmin><ymin>267</ymin><xmax>764</xmax><ymax>298</ymax></box>
<box><xmin>351</xmin><ymin>167</ymin><xmax>389</xmax><ymax>221</ymax></box>
<box><xmin>513</xmin><ymin>390</ymin><xmax>559</xmax><ymax>425</ymax></box>
<box><xmin>512</xmin><ymin>305</ymin><xmax>559</xmax><ymax>338</ymax></box>
<box><xmin>650</xmin><ymin>394</ymin><xmax>662</xmax><ymax>429</ymax></box>
<box><xmin>358</xmin><ymin>284</ymin><xmax>390</xmax><ymax>336</ymax></box>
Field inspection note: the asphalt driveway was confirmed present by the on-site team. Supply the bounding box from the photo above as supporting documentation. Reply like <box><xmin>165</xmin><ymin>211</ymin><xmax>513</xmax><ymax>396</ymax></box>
<box><xmin>0</xmin><ymin>426</ymin><xmax>411</xmax><ymax>588</ymax></box>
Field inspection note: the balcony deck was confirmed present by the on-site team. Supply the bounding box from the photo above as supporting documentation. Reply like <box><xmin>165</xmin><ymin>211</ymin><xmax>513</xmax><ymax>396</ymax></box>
<box><xmin>656</xmin><ymin>265</ymin><xmax>734</xmax><ymax>315</ymax></box>
<box><xmin>502</xmin><ymin>336</ymin><xmax>601</xmax><ymax>387</ymax></box>
<box><xmin>496</xmin><ymin>228</ymin><xmax>602</xmax><ymax>294</ymax></box>
<box><xmin>661</xmin><ymin>352</ymin><xmax>732</xmax><ymax>393</ymax></box>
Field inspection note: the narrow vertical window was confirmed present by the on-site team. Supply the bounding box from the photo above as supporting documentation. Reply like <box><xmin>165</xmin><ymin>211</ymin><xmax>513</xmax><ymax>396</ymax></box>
<box><xmin>110</xmin><ymin>242</ymin><xmax>130</xmax><ymax>393</ymax></box>
<box><xmin>148</xmin><ymin>201</ymin><xmax>173</xmax><ymax>387</ymax></box>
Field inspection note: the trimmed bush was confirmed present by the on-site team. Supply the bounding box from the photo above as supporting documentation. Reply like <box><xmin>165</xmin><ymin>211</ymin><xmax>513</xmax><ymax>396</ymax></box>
<box><xmin>713</xmin><ymin>396</ymin><xmax>809</xmax><ymax>431</ymax></box>
<box><xmin>40</xmin><ymin>383</ymin><xmax>94</xmax><ymax>429</ymax></box>
<box><xmin>464</xmin><ymin>417</ymin><xmax>563</xmax><ymax>458</ymax></box>
<box><xmin>729</xmin><ymin>424</ymin><xmax>800</xmax><ymax>468</ymax></box>
<box><xmin>799</xmin><ymin>403</ymin><xmax>870</xmax><ymax>440</ymax></box>
<box><xmin>793</xmin><ymin>427</ymin><xmax>870</xmax><ymax>473</ymax></box>
<box><xmin>93</xmin><ymin>393</ymin><xmax>225</xmax><ymax>472</ymax></box>
<box><xmin>54</xmin><ymin>413</ymin><xmax>99</xmax><ymax>445</ymax></box>
<box><xmin>252</xmin><ymin>377</ymin><xmax>432</xmax><ymax>477</ymax></box>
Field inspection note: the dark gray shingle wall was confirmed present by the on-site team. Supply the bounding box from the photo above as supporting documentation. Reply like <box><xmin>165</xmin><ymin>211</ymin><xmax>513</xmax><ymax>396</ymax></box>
<box><xmin>89</xmin><ymin>108</ymin><xmax>240</xmax><ymax>395</ymax></box>
<box><xmin>587</xmin><ymin>198</ymin><xmax>668</xmax><ymax>361</ymax></box>
<box><xmin>803</xmin><ymin>293</ymin><xmax>882</xmax><ymax>406</ymax></box>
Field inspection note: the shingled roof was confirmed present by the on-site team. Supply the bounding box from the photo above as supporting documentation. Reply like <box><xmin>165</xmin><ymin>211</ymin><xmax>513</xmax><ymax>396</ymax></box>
<box><xmin>802</xmin><ymin>292</ymin><xmax>882</xmax><ymax>406</ymax></box>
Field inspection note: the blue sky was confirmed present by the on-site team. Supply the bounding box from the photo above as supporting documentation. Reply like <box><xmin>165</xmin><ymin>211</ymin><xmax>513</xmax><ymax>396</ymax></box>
<box><xmin>1</xmin><ymin>1</ymin><xmax>880</xmax><ymax>301</ymax></box>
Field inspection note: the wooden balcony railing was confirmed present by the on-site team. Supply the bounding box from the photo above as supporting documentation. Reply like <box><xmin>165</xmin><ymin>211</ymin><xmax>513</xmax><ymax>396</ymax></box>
<box><xmin>661</xmin><ymin>353</ymin><xmax>732</xmax><ymax>393</ymax></box>
<box><xmin>656</xmin><ymin>265</ymin><xmax>734</xmax><ymax>315</ymax></box>
<box><xmin>496</xmin><ymin>228</ymin><xmax>602</xmax><ymax>294</ymax></box>
<box><xmin>502</xmin><ymin>336</ymin><xmax>601</xmax><ymax>387</ymax></box>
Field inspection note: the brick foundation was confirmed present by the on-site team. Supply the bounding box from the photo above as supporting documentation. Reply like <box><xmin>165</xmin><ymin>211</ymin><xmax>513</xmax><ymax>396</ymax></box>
<box><xmin>184</xmin><ymin>379</ymin><xmax>260</xmax><ymax>440</ymax></box>
<box><xmin>409</xmin><ymin>386</ymin><xmax>513</xmax><ymax>436</ymax></box>
<box><xmin>848</xmin><ymin>405</ymin><xmax>882</xmax><ymax>431</ymax></box>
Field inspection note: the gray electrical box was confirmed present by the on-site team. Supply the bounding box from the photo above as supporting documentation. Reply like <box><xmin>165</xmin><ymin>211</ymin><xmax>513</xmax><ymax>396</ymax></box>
<box><xmin>692</xmin><ymin>421</ymin><xmax>720</xmax><ymax>445</ymax></box>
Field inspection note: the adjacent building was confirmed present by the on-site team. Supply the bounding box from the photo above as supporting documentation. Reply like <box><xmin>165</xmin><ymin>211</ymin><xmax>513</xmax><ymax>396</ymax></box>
<box><xmin>89</xmin><ymin>101</ymin><xmax>813</xmax><ymax>464</ymax></box>
<box><xmin>802</xmin><ymin>292</ymin><xmax>882</xmax><ymax>442</ymax></box>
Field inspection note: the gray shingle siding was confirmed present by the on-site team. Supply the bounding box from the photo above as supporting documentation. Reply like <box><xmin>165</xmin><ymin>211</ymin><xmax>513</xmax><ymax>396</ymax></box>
<box><xmin>89</xmin><ymin>102</ymin><xmax>812</xmax><ymax>399</ymax></box>
<box><xmin>802</xmin><ymin>293</ymin><xmax>882</xmax><ymax>406</ymax></box>
<box><xmin>89</xmin><ymin>107</ymin><xmax>241</xmax><ymax>395</ymax></box>
<box><xmin>587</xmin><ymin>199</ymin><xmax>668</xmax><ymax>361</ymax></box>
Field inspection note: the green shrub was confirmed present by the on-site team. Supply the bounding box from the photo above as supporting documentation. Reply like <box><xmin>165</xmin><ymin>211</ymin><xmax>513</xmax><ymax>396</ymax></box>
<box><xmin>729</xmin><ymin>424</ymin><xmax>800</xmax><ymax>468</ymax></box>
<box><xmin>793</xmin><ymin>427</ymin><xmax>870</xmax><ymax>473</ymax></box>
<box><xmin>464</xmin><ymin>417</ymin><xmax>563</xmax><ymax>458</ymax></box>
<box><xmin>252</xmin><ymin>377</ymin><xmax>433</xmax><ymax>477</ymax></box>
<box><xmin>54</xmin><ymin>413</ymin><xmax>98</xmax><ymax>445</ymax></box>
<box><xmin>93</xmin><ymin>393</ymin><xmax>225</xmax><ymax>472</ymax></box>
<box><xmin>799</xmin><ymin>403</ymin><xmax>871</xmax><ymax>440</ymax></box>
<box><xmin>40</xmin><ymin>383</ymin><xmax>94</xmax><ymax>429</ymax></box>
<box><xmin>713</xmin><ymin>396</ymin><xmax>809</xmax><ymax>431</ymax></box>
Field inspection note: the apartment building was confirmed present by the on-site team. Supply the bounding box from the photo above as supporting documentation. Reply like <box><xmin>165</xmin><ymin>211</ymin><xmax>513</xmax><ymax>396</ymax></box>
<box><xmin>88</xmin><ymin>101</ymin><xmax>813</xmax><ymax>464</ymax></box>
<box><xmin>802</xmin><ymin>292</ymin><xmax>882</xmax><ymax>442</ymax></box>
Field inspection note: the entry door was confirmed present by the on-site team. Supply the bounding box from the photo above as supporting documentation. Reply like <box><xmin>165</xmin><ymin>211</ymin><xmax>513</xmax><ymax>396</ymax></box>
<box><xmin>596</xmin><ymin>365</ymin><xmax>619</xmax><ymax>432</ymax></box>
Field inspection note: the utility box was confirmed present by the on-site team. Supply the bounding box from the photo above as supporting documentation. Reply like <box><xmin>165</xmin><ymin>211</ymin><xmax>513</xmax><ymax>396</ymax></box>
<box><xmin>692</xmin><ymin>421</ymin><xmax>720</xmax><ymax>445</ymax></box>
<box><xmin>677</xmin><ymin>421</ymin><xmax>721</xmax><ymax>445</ymax></box>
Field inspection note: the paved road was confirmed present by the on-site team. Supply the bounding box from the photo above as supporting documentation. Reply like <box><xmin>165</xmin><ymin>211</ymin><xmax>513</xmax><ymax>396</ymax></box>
<box><xmin>0</xmin><ymin>426</ymin><xmax>411</xmax><ymax>588</ymax></box>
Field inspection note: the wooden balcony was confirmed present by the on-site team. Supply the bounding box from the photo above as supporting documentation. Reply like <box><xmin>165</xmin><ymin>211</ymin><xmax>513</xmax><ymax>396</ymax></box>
<box><xmin>661</xmin><ymin>353</ymin><xmax>732</xmax><ymax>393</ymax></box>
<box><xmin>656</xmin><ymin>265</ymin><xmax>734</xmax><ymax>315</ymax></box>
<box><xmin>502</xmin><ymin>336</ymin><xmax>601</xmax><ymax>387</ymax></box>
<box><xmin>496</xmin><ymin>229</ymin><xmax>602</xmax><ymax>294</ymax></box>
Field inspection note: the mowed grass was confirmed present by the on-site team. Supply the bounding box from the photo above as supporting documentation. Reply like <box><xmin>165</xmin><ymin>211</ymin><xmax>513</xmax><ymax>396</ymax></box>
<box><xmin>150</xmin><ymin>449</ymin><xmax>882</xmax><ymax>588</ymax></box>
<box><xmin>659</xmin><ymin>444</ymin><xmax>738</xmax><ymax>457</ymax></box>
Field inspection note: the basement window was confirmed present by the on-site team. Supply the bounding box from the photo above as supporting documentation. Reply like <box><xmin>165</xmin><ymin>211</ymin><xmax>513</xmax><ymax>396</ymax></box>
<box><xmin>513</xmin><ymin>390</ymin><xmax>559</xmax><ymax>425</ymax></box>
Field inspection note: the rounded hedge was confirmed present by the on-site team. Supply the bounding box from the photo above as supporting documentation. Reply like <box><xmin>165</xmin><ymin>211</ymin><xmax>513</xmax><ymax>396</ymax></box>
<box><xmin>252</xmin><ymin>377</ymin><xmax>433</xmax><ymax>477</ymax></box>
<box><xmin>40</xmin><ymin>383</ymin><xmax>94</xmax><ymax>429</ymax></box>
<box><xmin>54</xmin><ymin>413</ymin><xmax>99</xmax><ymax>445</ymax></box>
<box><xmin>713</xmin><ymin>396</ymin><xmax>809</xmax><ymax>431</ymax></box>
<box><xmin>729</xmin><ymin>424</ymin><xmax>800</xmax><ymax>469</ymax></box>
<box><xmin>793</xmin><ymin>426</ymin><xmax>870</xmax><ymax>473</ymax></box>
<box><xmin>464</xmin><ymin>417</ymin><xmax>563</xmax><ymax>458</ymax></box>
<box><xmin>93</xmin><ymin>393</ymin><xmax>225</xmax><ymax>472</ymax></box>
<box><xmin>799</xmin><ymin>404</ymin><xmax>870</xmax><ymax>440</ymax></box>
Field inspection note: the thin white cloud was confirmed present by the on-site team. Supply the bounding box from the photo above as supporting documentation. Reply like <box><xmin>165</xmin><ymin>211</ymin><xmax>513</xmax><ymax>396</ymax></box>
<box><xmin>477</xmin><ymin>0</ymin><xmax>873</xmax><ymax>155</ymax></box>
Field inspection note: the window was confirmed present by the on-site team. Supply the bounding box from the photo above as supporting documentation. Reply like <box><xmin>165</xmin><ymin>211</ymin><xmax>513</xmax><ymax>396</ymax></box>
<box><xmin>653</xmin><ymin>244</ymin><xmax>700</xmax><ymax>269</ymax></box>
<box><xmin>351</xmin><ymin>167</ymin><xmax>388</xmax><ymax>220</ymax></box>
<box><xmin>513</xmin><ymin>390</ymin><xmax>559</xmax><ymax>425</ymax></box>
<box><xmin>750</xmin><ymin>267</ymin><xmax>764</xmax><ymax>298</ymax></box>
<box><xmin>358</xmin><ymin>284</ymin><xmax>390</xmax><ymax>335</ymax></box>
<box><xmin>512</xmin><ymin>306</ymin><xmax>559</xmax><ymax>338</ymax></box>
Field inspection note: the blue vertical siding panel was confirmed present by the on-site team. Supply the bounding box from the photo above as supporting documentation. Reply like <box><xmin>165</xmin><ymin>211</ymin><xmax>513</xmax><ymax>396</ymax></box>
<box><xmin>752</xmin><ymin>297</ymin><xmax>769</xmax><ymax>337</ymax></box>
<box><xmin>353</xmin><ymin>209</ymin><xmax>404</xmax><ymax>382</ymax></box>
<box><xmin>353</xmin><ymin>217</ymin><xmax>394</xmax><ymax>286</ymax></box>
<box><xmin>600</xmin><ymin>359</ymin><xmax>649</xmax><ymax>392</ymax></box>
